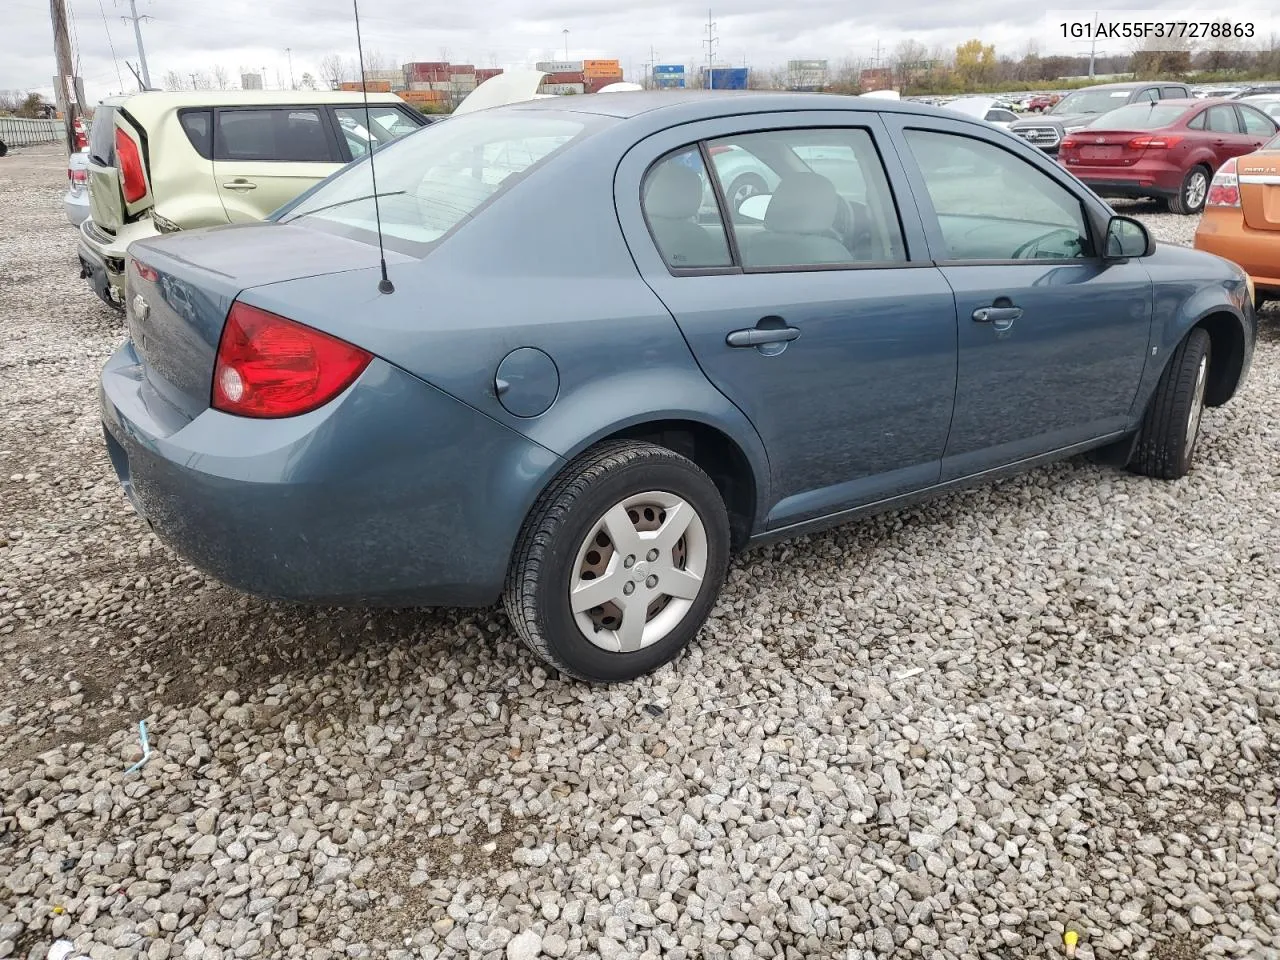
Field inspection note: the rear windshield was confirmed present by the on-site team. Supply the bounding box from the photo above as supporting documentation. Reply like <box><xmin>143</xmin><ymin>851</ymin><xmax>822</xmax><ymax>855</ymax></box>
<box><xmin>281</xmin><ymin>111</ymin><xmax>604</xmax><ymax>256</ymax></box>
<box><xmin>1087</xmin><ymin>103</ymin><xmax>1188</xmax><ymax>129</ymax></box>
<box><xmin>89</xmin><ymin>105</ymin><xmax>118</xmax><ymax>165</ymax></box>
<box><xmin>1052</xmin><ymin>88</ymin><xmax>1137</xmax><ymax>115</ymax></box>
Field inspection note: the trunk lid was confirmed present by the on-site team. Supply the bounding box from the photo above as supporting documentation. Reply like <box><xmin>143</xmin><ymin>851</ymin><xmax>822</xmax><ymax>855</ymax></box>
<box><xmin>1239</xmin><ymin>149</ymin><xmax>1280</xmax><ymax>231</ymax></box>
<box><xmin>87</xmin><ymin>106</ymin><xmax>153</xmax><ymax>232</ymax></box>
<box><xmin>1061</xmin><ymin>130</ymin><xmax>1154</xmax><ymax>166</ymax></box>
<box><xmin>124</xmin><ymin>222</ymin><xmax>410</xmax><ymax>421</ymax></box>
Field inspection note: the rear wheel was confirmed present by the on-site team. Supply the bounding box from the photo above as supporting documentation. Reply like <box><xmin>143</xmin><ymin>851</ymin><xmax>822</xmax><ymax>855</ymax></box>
<box><xmin>1131</xmin><ymin>328</ymin><xmax>1211</xmax><ymax>479</ymax></box>
<box><xmin>726</xmin><ymin>174</ymin><xmax>768</xmax><ymax>212</ymax></box>
<box><xmin>504</xmin><ymin>441</ymin><xmax>731</xmax><ymax>683</ymax></box>
<box><xmin>1168</xmin><ymin>165</ymin><xmax>1210</xmax><ymax>215</ymax></box>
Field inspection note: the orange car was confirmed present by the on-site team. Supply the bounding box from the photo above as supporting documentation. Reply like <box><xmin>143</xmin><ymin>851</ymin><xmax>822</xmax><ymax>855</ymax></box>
<box><xmin>1194</xmin><ymin>134</ymin><xmax>1280</xmax><ymax>305</ymax></box>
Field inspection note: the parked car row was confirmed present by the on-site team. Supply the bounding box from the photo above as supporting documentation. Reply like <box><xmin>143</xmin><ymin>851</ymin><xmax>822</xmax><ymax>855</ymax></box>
<box><xmin>94</xmin><ymin>90</ymin><xmax>1257</xmax><ymax>682</ymax></box>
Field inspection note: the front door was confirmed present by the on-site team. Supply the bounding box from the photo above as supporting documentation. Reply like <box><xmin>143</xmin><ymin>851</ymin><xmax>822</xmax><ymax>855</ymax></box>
<box><xmin>888</xmin><ymin>119</ymin><xmax>1153</xmax><ymax>480</ymax></box>
<box><xmin>615</xmin><ymin>114</ymin><xmax>959</xmax><ymax>529</ymax></box>
<box><xmin>212</xmin><ymin>106</ymin><xmax>344</xmax><ymax>222</ymax></box>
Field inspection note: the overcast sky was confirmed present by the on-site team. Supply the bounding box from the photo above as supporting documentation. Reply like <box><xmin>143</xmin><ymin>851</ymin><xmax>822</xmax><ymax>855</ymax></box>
<box><xmin>5</xmin><ymin>0</ymin><xmax>1275</xmax><ymax>100</ymax></box>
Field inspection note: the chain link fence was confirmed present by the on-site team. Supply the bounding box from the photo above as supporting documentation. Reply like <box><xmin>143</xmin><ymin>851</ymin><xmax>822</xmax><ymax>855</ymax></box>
<box><xmin>0</xmin><ymin>117</ymin><xmax>67</xmax><ymax>148</ymax></box>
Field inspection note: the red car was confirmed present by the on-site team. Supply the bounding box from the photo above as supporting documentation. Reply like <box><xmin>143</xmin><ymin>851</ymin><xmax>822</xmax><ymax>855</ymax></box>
<box><xmin>1028</xmin><ymin>94</ymin><xmax>1060</xmax><ymax>112</ymax></box>
<box><xmin>1059</xmin><ymin>98</ymin><xmax>1277</xmax><ymax>213</ymax></box>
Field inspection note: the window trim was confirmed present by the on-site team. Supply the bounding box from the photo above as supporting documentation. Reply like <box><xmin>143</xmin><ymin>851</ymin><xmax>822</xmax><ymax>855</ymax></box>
<box><xmin>1236</xmin><ymin>104</ymin><xmax>1278</xmax><ymax>137</ymax></box>
<box><xmin>642</xmin><ymin>123</ymin><xmax>916</xmax><ymax>278</ymax></box>
<box><xmin>899</xmin><ymin>124</ymin><xmax>1100</xmax><ymax>267</ymax></box>
<box><xmin>327</xmin><ymin>103</ymin><xmax>426</xmax><ymax>163</ymax></box>
<box><xmin>212</xmin><ymin>105</ymin><xmax>343</xmax><ymax>163</ymax></box>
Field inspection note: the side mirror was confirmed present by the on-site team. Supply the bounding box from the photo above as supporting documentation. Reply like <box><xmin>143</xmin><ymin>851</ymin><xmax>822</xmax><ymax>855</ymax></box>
<box><xmin>738</xmin><ymin>194</ymin><xmax>771</xmax><ymax>221</ymax></box>
<box><xmin>1105</xmin><ymin>215</ymin><xmax>1155</xmax><ymax>259</ymax></box>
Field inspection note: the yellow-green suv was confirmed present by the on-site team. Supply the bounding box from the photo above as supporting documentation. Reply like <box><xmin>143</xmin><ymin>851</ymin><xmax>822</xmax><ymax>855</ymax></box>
<box><xmin>78</xmin><ymin>90</ymin><xmax>427</xmax><ymax>309</ymax></box>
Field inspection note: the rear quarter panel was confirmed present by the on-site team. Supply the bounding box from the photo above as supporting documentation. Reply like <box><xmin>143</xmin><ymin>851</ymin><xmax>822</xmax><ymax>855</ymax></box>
<box><xmin>149</xmin><ymin>108</ymin><xmax>223</xmax><ymax>228</ymax></box>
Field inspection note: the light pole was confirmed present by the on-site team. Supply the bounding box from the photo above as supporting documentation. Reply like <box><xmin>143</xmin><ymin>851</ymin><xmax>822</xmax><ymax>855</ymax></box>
<box><xmin>562</xmin><ymin>29</ymin><xmax>569</xmax><ymax>60</ymax></box>
<box><xmin>285</xmin><ymin>47</ymin><xmax>295</xmax><ymax>89</ymax></box>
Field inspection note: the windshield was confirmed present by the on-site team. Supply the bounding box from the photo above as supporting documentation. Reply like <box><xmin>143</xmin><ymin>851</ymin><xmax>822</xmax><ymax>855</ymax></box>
<box><xmin>1052</xmin><ymin>89</ymin><xmax>1135</xmax><ymax>115</ymax></box>
<box><xmin>282</xmin><ymin>111</ymin><xmax>599</xmax><ymax>256</ymax></box>
<box><xmin>1087</xmin><ymin>103</ymin><xmax>1188</xmax><ymax>129</ymax></box>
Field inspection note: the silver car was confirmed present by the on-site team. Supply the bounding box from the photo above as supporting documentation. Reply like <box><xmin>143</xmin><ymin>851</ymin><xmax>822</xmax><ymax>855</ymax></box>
<box><xmin>64</xmin><ymin>149</ymin><xmax>90</xmax><ymax>226</ymax></box>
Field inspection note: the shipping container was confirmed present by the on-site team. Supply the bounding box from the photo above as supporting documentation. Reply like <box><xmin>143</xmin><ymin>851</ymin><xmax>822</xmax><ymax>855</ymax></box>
<box><xmin>583</xmin><ymin>59</ymin><xmax>621</xmax><ymax>70</ymax></box>
<box><xmin>339</xmin><ymin>80</ymin><xmax>392</xmax><ymax>93</ymax></box>
<box><xmin>543</xmin><ymin>71</ymin><xmax>585</xmax><ymax>85</ymax></box>
<box><xmin>398</xmin><ymin>89</ymin><xmax>446</xmax><ymax>102</ymax></box>
<box><xmin>583</xmin><ymin>76</ymin><xmax>624</xmax><ymax>93</ymax></box>
<box><xmin>541</xmin><ymin>82</ymin><xmax>586</xmax><ymax>95</ymax></box>
<box><xmin>653</xmin><ymin>64</ymin><xmax>685</xmax><ymax>75</ymax></box>
<box><xmin>584</xmin><ymin>67</ymin><xmax>624</xmax><ymax>80</ymax></box>
<box><xmin>476</xmin><ymin>68</ymin><xmax>504</xmax><ymax>81</ymax></box>
<box><xmin>448</xmin><ymin>64</ymin><xmax>475</xmax><ymax>74</ymax></box>
<box><xmin>653</xmin><ymin>75</ymin><xmax>686</xmax><ymax>89</ymax></box>
<box><xmin>536</xmin><ymin>60</ymin><xmax>584</xmax><ymax>73</ymax></box>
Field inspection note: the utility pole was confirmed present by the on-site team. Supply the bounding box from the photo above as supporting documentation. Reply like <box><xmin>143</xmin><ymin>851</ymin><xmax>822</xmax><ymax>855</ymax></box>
<box><xmin>189</xmin><ymin>72</ymin><xmax>197</xmax><ymax>89</ymax></box>
<box><xmin>120</xmin><ymin>0</ymin><xmax>152</xmax><ymax>89</ymax></box>
<box><xmin>285</xmin><ymin>47</ymin><xmax>295</xmax><ymax>88</ymax></box>
<box><xmin>703</xmin><ymin>9</ymin><xmax>718</xmax><ymax>90</ymax></box>
<box><xmin>562</xmin><ymin>29</ymin><xmax>569</xmax><ymax>60</ymax></box>
<box><xmin>50</xmin><ymin>0</ymin><xmax>80</xmax><ymax>152</ymax></box>
<box><xmin>642</xmin><ymin>45</ymin><xmax>658</xmax><ymax>88</ymax></box>
<box><xmin>261</xmin><ymin>65</ymin><xmax>268</xmax><ymax>90</ymax></box>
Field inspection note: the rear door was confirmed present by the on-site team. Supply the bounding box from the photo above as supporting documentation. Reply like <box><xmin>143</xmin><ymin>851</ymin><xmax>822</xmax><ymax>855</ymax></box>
<box><xmin>885</xmin><ymin>116</ymin><xmax>1153</xmax><ymax>478</ymax></box>
<box><xmin>212</xmin><ymin>106</ymin><xmax>345</xmax><ymax>221</ymax></box>
<box><xmin>1236</xmin><ymin>105</ymin><xmax>1278</xmax><ymax>153</ymax></box>
<box><xmin>615</xmin><ymin>112</ymin><xmax>960</xmax><ymax>529</ymax></box>
<box><xmin>1204</xmin><ymin>104</ymin><xmax>1256</xmax><ymax>167</ymax></box>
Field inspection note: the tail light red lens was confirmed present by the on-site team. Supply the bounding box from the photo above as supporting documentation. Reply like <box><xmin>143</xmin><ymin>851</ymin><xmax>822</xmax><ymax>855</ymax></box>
<box><xmin>212</xmin><ymin>302</ymin><xmax>373</xmax><ymax>418</ymax></box>
<box><xmin>1059</xmin><ymin>136</ymin><xmax>1078</xmax><ymax>151</ymax></box>
<box><xmin>1127</xmin><ymin>135</ymin><xmax>1183</xmax><ymax>150</ymax></box>
<box><xmin>115</xmin><ymin>127</ymin><xmax>147</xmax><ymax>204</ymax></box>
<box><xmin>131</xmin><ymin>259</ymin><xmax>159</xmax><ymax>283</ymax></box>
<box><xmin>68</xmin><ymin>167</ymin><xmax>87</xmax><ymax>183</ymax></box>
<box><xmin>1205</xmin><ymin>157</ymin><xmax>1241</xmax><ymax>208</ymax></box>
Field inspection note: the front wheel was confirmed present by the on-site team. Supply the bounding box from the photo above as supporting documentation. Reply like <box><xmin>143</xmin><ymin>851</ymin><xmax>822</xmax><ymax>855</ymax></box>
<box><xmin>504</xmin><ymin>441</ymin><xmax>731</xmax><ymax>683</ymax></box>
<box><xmin>1131</xmin><ymin>328</ymin><xmax>1211</xmax><ymax>480</ymax></box>
<box><xmin>1167</xmin><ymin>165</ymin><xmax>1210</xmax><ymax>215</ymax></box>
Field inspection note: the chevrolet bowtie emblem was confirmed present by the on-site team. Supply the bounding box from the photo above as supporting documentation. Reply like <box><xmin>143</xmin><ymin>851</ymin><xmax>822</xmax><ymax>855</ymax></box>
<box><xmin>131</xmin><ymin>294</ymin><xmax>150</xmax><ymax>321</ymax></box>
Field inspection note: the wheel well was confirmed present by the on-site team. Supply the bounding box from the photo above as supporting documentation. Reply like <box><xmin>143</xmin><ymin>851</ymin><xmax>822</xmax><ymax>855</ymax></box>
<box><xmin>609</xmin><ymin>420</ymin><xmax>757</xmax><ymax>550</ymax></box>
<box><xmin>1194</xmin><ymin>312</ymin><xmax>1246</xmax><ymax>407</ymax></box>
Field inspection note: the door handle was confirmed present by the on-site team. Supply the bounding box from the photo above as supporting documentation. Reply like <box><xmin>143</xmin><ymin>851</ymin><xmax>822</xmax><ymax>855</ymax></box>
<box><xmin>972</xmin><ymin>306</ymin><xmax>1023</xmax><ymax>324</ymax></box>
<box><xmin>1213</xmin><ymin>139</ymin><xmax>1226</xmax><ymax>146</ymax></box>
<box><xmin>222</xmin><ymin>180</ymin><xmax>257</xmax><ymax>190</ymax></box>
<box><xmin>726</xmin><ymin>326</ymin><xmax>801</xmax><ymax>347</ymax></box>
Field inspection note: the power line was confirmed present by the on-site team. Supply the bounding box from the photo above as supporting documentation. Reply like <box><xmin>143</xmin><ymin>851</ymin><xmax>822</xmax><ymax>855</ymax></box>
<box><xmin>96</xmin><ymin>0</ymin><xmax>125</xmax><ymax>91</ymax></box>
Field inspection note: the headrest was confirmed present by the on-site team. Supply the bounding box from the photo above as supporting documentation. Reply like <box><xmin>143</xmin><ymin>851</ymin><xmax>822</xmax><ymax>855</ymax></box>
<box><xmin>645</xmin><ymin>162</ymin><xmax>703</xmax><ymax>220</ymax></box>
<box><xmin>765</xmin><ymin>173</ymin><xmax>840</xmax><ymax>234</ymax></box>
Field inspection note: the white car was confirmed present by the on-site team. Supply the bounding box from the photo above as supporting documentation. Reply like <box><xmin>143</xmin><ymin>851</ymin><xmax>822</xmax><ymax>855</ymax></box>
<box><xmin>64</xmin><ymin>149</ymin><xmax>90</xmax><ymax>225</ymax></box>
<box><xmin>945</xmin><ymin>96</ymin><xmax>1018</xmax><ymax>130</ymax></box>
<box><xmin>1240</xmin><ymin>94</ymin><xmax>1280</xmax><ymax>121</ymax></box>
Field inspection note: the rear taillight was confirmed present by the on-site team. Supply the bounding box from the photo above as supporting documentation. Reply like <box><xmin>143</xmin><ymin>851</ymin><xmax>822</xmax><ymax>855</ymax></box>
<box><xmin>212</xmin><ymin>302</ymin><xmax>373</xmax><ymax>418</ymax></box>
<box><xmin>131</xmin><ymin>259</ymin><xmax>158</xmax><ymax>283</ymax></box>
<box><xmin>73</xmin><ymin>119</ymin><xmax>88</xmax><ymax>150</ymax></box>
<box><xmin>1059</xmin><ymin>136</ymin><xmax>1079</xmax><ymax>151</ymax></box>
<box><xmin>1205</xmin><ymin>157</ymin><xmax>1240</xmax><ymax>208</ymax></box>
<box><xmin>68</xmin><ymin>167</ymin><xmax>87</xmax><ymax>184</ymax></box>
<box><xmin>115</xmin><ymin>128</ymin><xmax>147</xmax><ymax>204</ymax></box>
<box><xmin>1127</xmin><ymin>135</ymin><xmax>1183</xmax><ymax>150</ymax></box>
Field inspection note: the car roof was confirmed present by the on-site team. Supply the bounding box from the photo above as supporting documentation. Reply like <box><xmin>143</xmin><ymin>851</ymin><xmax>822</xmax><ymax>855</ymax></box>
<box><xmin>497</xmin><ymin>89</ymin><xmax>990</xmax><ymax>125</ymax></box>
<box><xmin>96</xmin><ymin>90</ymin><xmax>406</xmax><ymax>109</ymax></box>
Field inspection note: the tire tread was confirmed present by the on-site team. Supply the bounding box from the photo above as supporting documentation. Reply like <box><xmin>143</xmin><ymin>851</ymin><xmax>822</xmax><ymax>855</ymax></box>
<box><xmin>1132</xmin><ymin>327</ymin><xmax>1211</xmax><ymax>479</ymax></box>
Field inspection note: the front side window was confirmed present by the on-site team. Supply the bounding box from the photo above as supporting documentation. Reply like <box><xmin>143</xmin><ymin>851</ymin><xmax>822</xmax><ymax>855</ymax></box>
<box><xmin>641</xmin><ymin>148</ymin><xmax>733</xmax><ymax>269</ymax></box>
<box><xmin>282</xmin><ymin>111</ymin><xmax>595</xmax><ymax>256</ymax></box>
<box><xmin>1239</xmin><ymin>106</ymin><xmax>1278</xmax><ymax>136</ymax></box>
<box><xmin>215</xmin><ymin>108</ymin><xmax>337</xmax><ymax>162</ymax></box>
<box><xmin>704</xmin><ymin>128</ymin><xmax>906</xmax><ymax>268</ymax></box>
<box><xmin>1052</xmin><ymin>88</ymin><xmax>1135</xmax><ymax>116</ymax></box>
<box><xmin>333</xmin><ymin>105</ymin><xmax>420</xmax><ymax>158</ymax></box>
<box><xmin>904</xmin><ymin>129</ymin><xmax>1091</xmax><ymax>261</ymax></box>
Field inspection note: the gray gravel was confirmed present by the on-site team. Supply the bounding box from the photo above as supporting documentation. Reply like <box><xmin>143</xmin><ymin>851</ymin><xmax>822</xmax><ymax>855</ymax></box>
<box><xmin>3</xmin><ymin>142</ymin><xmax>1279</xmax><ymax>960</ymax></box>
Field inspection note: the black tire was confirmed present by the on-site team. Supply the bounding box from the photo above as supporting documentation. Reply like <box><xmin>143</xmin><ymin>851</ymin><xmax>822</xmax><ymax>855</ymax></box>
<box><xmin>1131</xmin><ymin>328</ymin><xmax>1211</xmax><ymax>480</ymax></box>
<box><xmin>504</xmin><ymin>440</ymin><xmax>731</xmax><ymax>683</ymax></box>
<box><xmin>725</xmin><ymin>174</ymin><xmax>768</xmax><ymax>211</ymax></box>
<box><xmin>1167</xmin><ymin>165</ymin><xmax>1210</xmax><ymax>215</ymax></box>
<box><xmin>0</xmin><ymin>139</ymin><xmax>8</xmax><ymax>158</ymax></box>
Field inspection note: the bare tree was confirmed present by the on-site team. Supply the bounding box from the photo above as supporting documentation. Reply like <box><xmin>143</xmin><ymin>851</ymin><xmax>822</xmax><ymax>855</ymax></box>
<box><xmin>299</xmin><ymin>72</ymin><xmax>317</xmax><ymax>90</ymax></box>
<box><xmin>363</xmin><ymin>48</ymin><xmax>388</xmax><ymax>73</ymax></box>
<box><xmin>319</xmin><ymin>53</ymin><xmax>346</xmax><ymax>89</ymax></box>
<box><xmin>163</xmin><ymin>70</ymin><xmax>189</xmax><ymax>91</ymax></box>
<box><xmin>211</xmin><ymin>65</ymin><xmax>230</xmax><ymax>90</ymax></box>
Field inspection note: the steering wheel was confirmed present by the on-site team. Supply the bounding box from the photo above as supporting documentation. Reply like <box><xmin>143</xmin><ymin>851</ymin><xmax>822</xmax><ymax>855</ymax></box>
<box><xmin>1011</xmin><ymin>227</ymin><xmax>1083</xmax><ymax>260</ymax></box>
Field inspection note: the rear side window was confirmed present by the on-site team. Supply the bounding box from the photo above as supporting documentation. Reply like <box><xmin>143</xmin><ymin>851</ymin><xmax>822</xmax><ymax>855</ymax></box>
<box><xmin>641</xmin><ymin>148</ymin><xmax>733</xmax><ymax>270</ymax></box>
<box><xmin>1206</xmin><ymin>106</ymin><xmax>1240</xmax><ymax>133</ymax></box>
<box><xmin>179</xmin><ymin>109</ymin><xmax>212</xmax><ymax>159</ymax></box>
<box><xmin>1134</xmin><ymin>88</ymin><xmax>1159</xmax><ymax>103</ymax></box>
<box><xmin>214</xmin><ymin>108</ymin><xmax>338</xmax><ymax>162</ymax></box>
<box><xmin>332</xmin><ymin>106</ymin><xmax>421</xmax><ymax>159</ymax></box>
<box><xmin>89</xmin><ymin>105</ymin><xmax>117</xmax><ymax>165</ymax></box>
<box><xmin>1161</xmin><ymin>86</ymin><xmax>1187</xmax><ymax>99</ymax></box>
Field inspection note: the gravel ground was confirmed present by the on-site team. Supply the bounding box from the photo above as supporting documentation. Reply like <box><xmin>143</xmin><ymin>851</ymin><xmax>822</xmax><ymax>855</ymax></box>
<box><xmin>2</xmin><ymin>142</ymin><xmax>1279</xmax><ymax>960</ymax></box>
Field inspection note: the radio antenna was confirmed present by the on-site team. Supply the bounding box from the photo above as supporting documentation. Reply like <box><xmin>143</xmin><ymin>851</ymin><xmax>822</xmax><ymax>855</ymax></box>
<box><xmin>353</xmin><ymin>0</ymin><xmax>394</xmax><ymax>294</ymax></box>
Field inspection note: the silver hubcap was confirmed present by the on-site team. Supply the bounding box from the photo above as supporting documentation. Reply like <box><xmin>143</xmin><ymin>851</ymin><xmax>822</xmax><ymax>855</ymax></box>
<box><xmin>732</xmin><ymin>181</ymin><xmax>760</xmax><ymax>207</ymax></box>
<box><xmin>569</xmin><ymin>491</ymin><xmax>708</xmax><ymax>653</ymax></box>
<box><xmin>1186</xmin><ymin>171</ymin><xmax>1207</xmax><ymax>210</ymax></box>
<box><xmin>1185</xmin><ymin>353</ymin><xmax>1208</xmax><ymax>460</ymax></box>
